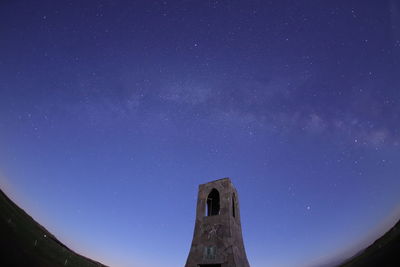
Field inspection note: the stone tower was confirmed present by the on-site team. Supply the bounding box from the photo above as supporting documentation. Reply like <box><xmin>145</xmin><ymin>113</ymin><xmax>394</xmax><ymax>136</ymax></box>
<box><xmin>185</xmin><ymin>178</ymin><xmax>250</xmax><ymax>267</ymax></box>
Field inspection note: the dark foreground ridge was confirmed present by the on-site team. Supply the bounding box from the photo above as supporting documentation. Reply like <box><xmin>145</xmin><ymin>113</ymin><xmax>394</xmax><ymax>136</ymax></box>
<box><xmin>0</xmin><ymin>188</ymin><xmax>108</xmax><ymax>267</ymax></box>
<box><xmin>339</xmin><ymin>218</ymin><xmax>400</xmax><ymax>267</ymax></box>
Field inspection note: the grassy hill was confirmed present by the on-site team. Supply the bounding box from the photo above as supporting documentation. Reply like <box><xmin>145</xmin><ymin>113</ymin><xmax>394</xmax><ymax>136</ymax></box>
<box><xmin>339</xmin><ymin>218</ymin><xmax>400</xmax><ymax>267</ymax></box>
<box><xmin>0</xmin><ymin>188</ymin><xmax>108</xmax><ymax>267</ymax></box>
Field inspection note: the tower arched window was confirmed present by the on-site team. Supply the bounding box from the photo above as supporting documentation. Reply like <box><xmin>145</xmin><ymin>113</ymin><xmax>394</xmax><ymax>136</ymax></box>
<box><xmin>206</xmin><ymin>189</ymin><xmax>220</xmax><ymax>216</ymax></box>
<box><xmin>232</xmin><ymin>193</ymin><xmax>236</xmax><ymax>217</ymax></box>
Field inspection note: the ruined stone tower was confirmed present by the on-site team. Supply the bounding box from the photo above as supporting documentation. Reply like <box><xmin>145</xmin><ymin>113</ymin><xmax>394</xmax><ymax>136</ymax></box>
<box><xmin>185</xmin><ymin>178</ymin><xmax>250</xmax><ymax>267</ymax></box>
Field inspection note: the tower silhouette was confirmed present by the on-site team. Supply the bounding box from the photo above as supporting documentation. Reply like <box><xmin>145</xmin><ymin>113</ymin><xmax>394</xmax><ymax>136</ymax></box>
<box><xmin>185</xmin><ymin>178</ymin><xmax>250</xmax><ymax>267</ymax></box>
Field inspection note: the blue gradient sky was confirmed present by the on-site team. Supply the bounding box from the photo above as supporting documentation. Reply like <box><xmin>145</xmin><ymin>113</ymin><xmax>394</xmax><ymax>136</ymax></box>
<box><xmin>1</xmin><ymin>1</ymin><xmax>400</xmax><ymax>266</ymax></box>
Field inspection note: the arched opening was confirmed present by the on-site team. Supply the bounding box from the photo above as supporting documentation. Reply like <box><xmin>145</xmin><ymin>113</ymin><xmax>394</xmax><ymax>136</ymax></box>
<box><xmin>232</xmin><ymin>193</ymin><xmax>236</xmax><ymax>217</ymax></box>
<box><xmin>206</xmin><ymin>189</ymin><xmax>220</xmax><ymax>216</ymax></box>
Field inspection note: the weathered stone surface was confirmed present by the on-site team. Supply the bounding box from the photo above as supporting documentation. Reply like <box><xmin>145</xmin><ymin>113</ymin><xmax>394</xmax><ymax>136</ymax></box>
<box><xmin>185</xmin><ymin>178</ymin><xmax>250</xmax><ymax>267</ymax></box>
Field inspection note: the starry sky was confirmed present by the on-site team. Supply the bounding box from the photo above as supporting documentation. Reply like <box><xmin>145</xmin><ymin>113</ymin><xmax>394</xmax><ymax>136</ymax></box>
<box><xmin>1</xmin><ymin>1</ymin><xmax>400</xmax><ymax>267</ymax></box>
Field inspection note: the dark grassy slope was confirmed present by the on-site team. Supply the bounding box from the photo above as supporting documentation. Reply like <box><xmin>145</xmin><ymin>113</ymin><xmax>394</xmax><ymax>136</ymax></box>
<box><xmin>0</xmin><ymin>189</ymin><xmax>108</xmax><ymax>267</ymax></box>
<box><xmin>339</xmin><ymin>219</ymin><xmax>400</xmax><ymax>267</ymax></box>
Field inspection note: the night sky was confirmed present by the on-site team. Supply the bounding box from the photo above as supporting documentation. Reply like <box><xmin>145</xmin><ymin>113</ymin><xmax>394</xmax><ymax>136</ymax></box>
<box><xmin>1</xmin><ymin>1</ymin><xmax>400</xmax><ymax>267</ymax></box>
